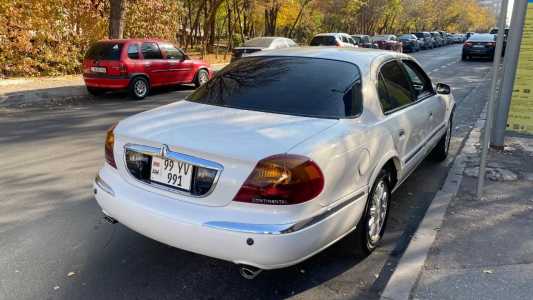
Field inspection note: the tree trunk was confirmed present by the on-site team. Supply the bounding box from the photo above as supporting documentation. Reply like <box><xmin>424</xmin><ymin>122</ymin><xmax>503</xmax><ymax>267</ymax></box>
<box><xmin>264</xmin><ymin>0</ymin><xmax>280</xmax><ymax>36</ymax></box>
<box><xmin>108</xmin><ymin>0</ymin><xmax>126</xmax><ymax>39</ymax></box>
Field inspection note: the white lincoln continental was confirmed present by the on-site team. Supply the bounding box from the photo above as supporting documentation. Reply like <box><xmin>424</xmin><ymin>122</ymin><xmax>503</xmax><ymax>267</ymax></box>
<box><xmin>94</xmin><ymin>47</ymin><xmax>455</xmax><ymax>279</ymax></box>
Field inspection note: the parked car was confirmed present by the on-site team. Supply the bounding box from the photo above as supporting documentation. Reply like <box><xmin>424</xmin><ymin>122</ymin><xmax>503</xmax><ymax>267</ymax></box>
<box><xmin>370</xmin><ymin>35</ymin><xmax>403</xmax><ymax>52</ymax></box>
<box><xmin>462</xmin><ymin>33</ymin><xmax>497</xmax><ymax>61</ymax></box>
<box><xmin>413</xmin><ymin>32</ymin><xmax>435</xmax><ymax>49</ymax></box>
<box><xmin>83</xmin><ymin>39</ymin><xmax>212</xmax><ymax>99</ymax></box>
<box><xmin>231</xmin><ymin>37</ymin><xmax>297</xmax><ymax>61</ymax></box>
<box><xmin>399</xmin><ymin>34</ymin><xmax>420</xmax><ymax>52</ymax></box>
<box><xmin>430</xmin><ymin>32</ymin><xmax>444</xmax><ymax>47</ymax></box>
<box><xmin>489</xmin><ymin>27</ymin><xmax>510</xmax><ymax>55</ymax></box>
<box><xmin>310</xmin><ymin>33</ymin><xmax>357</xmax><ymax>47</ymax></box>
<box><xmin>451</xmin><ymin>33</ymin><xmax>465</xmax><ymax>43</ymax></box>
<box><xmin>94</xmin><ymin>47</ymin><xmax>455</xmax><ymax>279</ymax></box>
<box><xmin>351</xmin><ymin>34</ymin><xmax>378</xmax><ymax>48</ymax></box>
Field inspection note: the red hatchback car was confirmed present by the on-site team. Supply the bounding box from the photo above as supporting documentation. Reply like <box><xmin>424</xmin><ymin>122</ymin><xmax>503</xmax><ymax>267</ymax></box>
<box><xmin>83</xmin><ymin>39</ymin><xmax>212</xmax><ymax>99</ymax></box>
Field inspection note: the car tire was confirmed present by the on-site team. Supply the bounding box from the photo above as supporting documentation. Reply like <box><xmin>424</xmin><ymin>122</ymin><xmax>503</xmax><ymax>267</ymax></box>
<box><xmin>430</xmin><ymin>117</ymin><xmax>452</xmax><ymax>162</ymax></box>
<box><xmin>87</xmin><ymin>87</ymin><xmax>105</xmax><ymax>96</ymax></box>
<box><xmin>352</xmin><ymin>169</ymin><xmax>391</xmax><ymax>257</ymax></box>
<box><xmin>129</xmin><ymin>76</ymin><xmax>149</xmax><ymax>100</ymax></box>
<box><xmin>194</xmin><ymin>69</ymin><xmax>209</xmax><ymax>88</ymax></box>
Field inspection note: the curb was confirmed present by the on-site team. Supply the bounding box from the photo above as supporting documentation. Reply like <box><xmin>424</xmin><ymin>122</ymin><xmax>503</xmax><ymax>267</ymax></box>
<box><xmin>380</xmin><ymin>105</ymin><xmax>488</xmax><ymax>299</ymax></box>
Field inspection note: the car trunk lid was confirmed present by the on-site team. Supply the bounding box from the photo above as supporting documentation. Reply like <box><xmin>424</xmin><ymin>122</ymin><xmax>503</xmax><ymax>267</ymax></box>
<box><xmin>114</xmin><ymin>101</ymin><xmax>338</xmax><ymax>207</ymax></box>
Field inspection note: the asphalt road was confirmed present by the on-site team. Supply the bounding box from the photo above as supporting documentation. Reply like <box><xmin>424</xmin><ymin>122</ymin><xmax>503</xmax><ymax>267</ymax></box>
<box><xmin>0</xmin><ymin>44</ymin><xmax>493</xmax><ymax>300</ymax></box>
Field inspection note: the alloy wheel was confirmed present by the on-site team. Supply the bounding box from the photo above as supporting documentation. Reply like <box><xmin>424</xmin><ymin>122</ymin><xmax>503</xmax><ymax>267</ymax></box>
<box><xmin>134</xmin><ymin>80</ymin><xmax>147</xmax><ymax>97</ymax></box>
<box><xmin>367</xmin><ymin>179</ymin><xmax>389</xmax><ymax>244</ymax></box>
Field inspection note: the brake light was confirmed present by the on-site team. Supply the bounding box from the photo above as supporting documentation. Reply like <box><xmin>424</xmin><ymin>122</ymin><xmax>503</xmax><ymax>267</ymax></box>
<box><xmin>487</xmin><ymin>42</ymin><xmax>496</xmax><ymax>47</ymax></box>
<box><xmin>464</xmin><ymin>42</ymin><xmax>473</xmax><ymax>48</ymax></box>
<box><xmin>336</xmin><ymin>41</ymin><xmax>341</xmax><ymax>47</ymax></box>
<box><xmin>105</xmin><ymin>123</ymin><xmax>118</xmax><ymax>168</ymax></box>
<box><xmin>233</xmin><ymin>154</ymin><xmax>324</xmax><ymax>205</ymax></box>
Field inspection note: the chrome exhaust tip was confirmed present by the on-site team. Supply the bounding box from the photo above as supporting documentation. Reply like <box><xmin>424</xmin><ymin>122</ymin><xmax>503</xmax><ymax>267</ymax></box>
<box><xmin>238</xmin><ymin>264</ymin><xmax>262</xmax><ymax>280</ymax></box>
<box><xmin>103</xmin><ymin>214</ymin><xmax>118</xmax><ymax>224</ymax></box>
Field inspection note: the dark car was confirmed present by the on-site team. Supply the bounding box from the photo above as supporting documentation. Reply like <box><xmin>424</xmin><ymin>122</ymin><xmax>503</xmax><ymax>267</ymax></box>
<box><xmin>489</xmin><ymin>28</ymin><xmax>510</xmax><ymax>55</ymax></box>
<box><xmin>83</xmin><ymin>39</ymin><xmax>212</xmax><ymax>99</ymax></box>
<box><xmin>370</xmin><ymin>35</ymin><xmax>403</xmax><ymax>52</ymax></box>
<box><xmin>399</xmin><ymin>34</ymin><xmax>420</xmax><ymax>52</ymax></box>
<box><xmin>462</xmin><ymin>33</ymin><xmax>496</xmax><ymax>61</ymax></box>
<box><xmin>232</xmin><ymin>37</ymin><xmax>297</xmax><ymax>61</ymax></box>
<box><xmin>351</xmin><ymin>34</ymin><xmax>378</xmax><ymax>48</ymax></box>
<box><xmin>413</xmin><ymin>32</ymin><xmax>434</xmax><ymax>49</ymax></box>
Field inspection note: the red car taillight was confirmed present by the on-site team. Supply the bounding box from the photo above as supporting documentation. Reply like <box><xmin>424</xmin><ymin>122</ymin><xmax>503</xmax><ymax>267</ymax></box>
<box><xmin>464</xmin><ymin>42</ymin><xmax>473</xmax><ymax>48</ymax></box>
<box><xmin>487</xmin><ymin>42</ymin><xmax>496</xmax><ymax>47</ymax></box>
<box><xmin>233</xmin><ymin>154</ymin><xmax>324</xmax><ymax>205</ymax></box>
<box><xmin>105</xmin><ymin>123</ymin><xmax>118</xmax><ymax>168</ymax></box>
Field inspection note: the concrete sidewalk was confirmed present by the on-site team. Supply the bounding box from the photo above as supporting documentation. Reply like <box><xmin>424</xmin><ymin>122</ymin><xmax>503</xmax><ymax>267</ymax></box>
<box><xmin>383</xmin><ymin>113</ymin><xmax>533</xmax><ymax>300</ymax></box>
<box><xmin>412</xmin><ymin>134</ymin><xmax>533</xmax><ymax>299</ymax></box>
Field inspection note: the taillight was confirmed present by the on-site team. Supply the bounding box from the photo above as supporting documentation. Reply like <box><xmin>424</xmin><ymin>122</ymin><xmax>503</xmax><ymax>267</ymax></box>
<box><xmin>105</xmin><ymin>123</ymin><xmax>118</xmax><ymax>168</ymax></box>
<box><xmin>487</xmin><ymin>42</ymin><xmax>496</xmax><ymax>47</ymax></box>
<box><xmin>233</xmin><ymin>154</ymin><xmax>324</xmax><ymax>205</ymax></box>
<box><xmin>464</xmin><ymin>42</ymin><xmax>473</xmax><ymax>48</ymax></box>
<box><xmin>336</xmin><ymin>40</ymin><xmax>341</xmax><ymax>47</ymax></box>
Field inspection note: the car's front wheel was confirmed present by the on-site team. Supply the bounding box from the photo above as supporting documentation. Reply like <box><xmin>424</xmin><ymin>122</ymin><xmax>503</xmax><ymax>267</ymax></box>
<box><xmin>352</xmin><ymin>169</ymin><xmax>391</xmax><ymax>256</ymax></box>
<box><xmin>129</xmin><ymin>77</ymin><xmax>149</xmax><ymax>100</ymax></box>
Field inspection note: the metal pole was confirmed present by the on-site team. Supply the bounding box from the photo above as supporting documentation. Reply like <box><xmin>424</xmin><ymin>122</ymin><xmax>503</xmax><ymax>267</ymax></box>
<box><xmin>477</xmin><ymin>0</ymin><xmax>510</xmax><ymax>199</ymax></box>
<box><xmin>491</xmin><ymin>0</ymin><xmax>529</xmax><ymax>148</ymax></box>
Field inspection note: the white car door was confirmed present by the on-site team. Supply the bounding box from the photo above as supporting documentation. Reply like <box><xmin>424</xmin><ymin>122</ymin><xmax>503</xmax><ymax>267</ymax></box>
<box><xmin>376</xmin><ymin>60</ymin><xmax>428</xmax><ymax>171</ymax></box>
<box><xmin>400</xmin><ymin>59</ymin><xmax>447</xmax><ymax>149</ymax></box>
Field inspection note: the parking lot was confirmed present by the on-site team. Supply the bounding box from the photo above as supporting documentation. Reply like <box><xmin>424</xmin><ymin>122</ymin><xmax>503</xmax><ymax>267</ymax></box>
<box><xmin>0</xmin><ymin>44</ymin><xmax>494</xmax><ymax>299</ymax></box>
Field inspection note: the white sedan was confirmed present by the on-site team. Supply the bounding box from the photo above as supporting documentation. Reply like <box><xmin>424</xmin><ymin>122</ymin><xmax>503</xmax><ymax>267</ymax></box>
<box><xmin>94</xmin><ymin>47</ymin><xmax>455</xmax><ymax>279</ymax></box>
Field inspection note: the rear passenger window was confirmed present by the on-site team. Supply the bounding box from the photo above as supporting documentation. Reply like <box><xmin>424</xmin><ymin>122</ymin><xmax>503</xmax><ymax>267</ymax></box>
<box><xmin>141</xmin><ymin>42</ymin><xmax>163</xmax><ymax>59</ymax></box>
<box><xmin>401</xmin><ymin>60</ymin><xmax>434</xmax><ymax>98</ymax></box>
<box><xmin>377</xmin><ymin>61</ymin><xmax>415</xmax><ymax>113</ymax></box>
<box><xmin>127</xmin><ymin>44</ymin><xmax>140</xmax><ymax>59</ymax></box>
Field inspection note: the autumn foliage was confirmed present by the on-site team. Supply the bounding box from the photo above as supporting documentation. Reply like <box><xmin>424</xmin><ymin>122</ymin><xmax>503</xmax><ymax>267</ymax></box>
<box><xmin>0</xmin><ymin>0</ymin><xmax>495</xmax><ymax>77</ymax></box>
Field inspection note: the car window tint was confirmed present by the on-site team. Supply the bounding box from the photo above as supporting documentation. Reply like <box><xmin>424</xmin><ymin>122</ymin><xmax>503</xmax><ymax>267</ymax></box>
<box><xmin>127</xmin><ymin>43</ymin><xmax>140</xmax><ymax>59</ymax></box>
<box><xmin>141</xmin><ymin>42</ymin><xmax>163</xmax><ymax>59</ymax></box>
<box><xmin>402</xmin><ymin>60</ymin><xmax>433</xmax><ymax>97</ymax></box>
<box><xmin>160</xmin><ymin>44</ymin><xmax>183</xmax><ymax>60</ymax></box>
<box><xmin>310</xmin><ymin>36</ymin><xmax>337</xmax><ymax>46</ymax></box>
<box><xmin>187</xmin><ymin>57</ymin><xmax>363</xmax><ymax>118</ymax></box>
<box><xmin>378</xmin><ymin>61</ymin><xmax>414</xmax><ymax>113</ymax></box>
<box><xmin>377</xmin><ymin>73</ymin><xmax>394</xmax><ymax>113</ymax></box>
<box><xmin>85</xmin><ymin>42</ymin><xmax>123</xmax><ymax>60</ymax></box>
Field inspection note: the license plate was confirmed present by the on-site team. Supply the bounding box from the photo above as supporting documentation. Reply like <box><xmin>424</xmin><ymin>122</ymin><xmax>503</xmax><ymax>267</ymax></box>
<box><xmin>91</xmin><ymin>66</ymin><xmax>107</xmax><ymax>73</ymax></box>
<box><xmin>150</xmin><ymin>157</ymin><xmax>193</xmax><ymax>191</ymax></box>
<box><xmin>473</xmin><ymin>45</ymin><xmax>484</xmax><ymax>48</ymax></box>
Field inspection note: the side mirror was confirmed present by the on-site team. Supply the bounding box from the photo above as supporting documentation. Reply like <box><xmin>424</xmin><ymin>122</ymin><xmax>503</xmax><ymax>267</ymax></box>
<box><xmin>436</xmin><ymin>83</ymin><xmax>451</xmax><ymax>95</ymax></box>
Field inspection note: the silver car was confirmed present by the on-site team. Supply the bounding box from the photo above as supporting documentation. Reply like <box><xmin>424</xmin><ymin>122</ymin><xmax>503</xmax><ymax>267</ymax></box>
<box><xmin>231</xmin><ymin>37</ymin><xmax>298</xmax><ymax>61</ymax></box>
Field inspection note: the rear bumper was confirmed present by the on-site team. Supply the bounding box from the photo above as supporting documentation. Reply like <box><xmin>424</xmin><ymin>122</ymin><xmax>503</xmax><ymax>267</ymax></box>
<box><xmin>93</xmin><ymin>166</ymin><xmax>367</xmax><ymax>269</ymax></box>
<box><xmin>463</xmin><ymin>48</ymin><xmax>495</xmax><ymax>57</ymax></box>
<box><xmin>83</xmin><ymin>75</ymin><xmax>129</xmax><ymax>89</ymax></box>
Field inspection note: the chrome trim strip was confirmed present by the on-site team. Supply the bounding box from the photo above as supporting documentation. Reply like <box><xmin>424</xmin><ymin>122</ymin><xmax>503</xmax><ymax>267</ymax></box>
<box><xmin>95</xmin><ymin>175</ymin><xmax>115</xmax><ymax>196</ymax></box>
<box><xmin>203</xmin><ymin>191</ymin><xmax>366</xmax><ymax>235</ymax></box>
<box><xmin>123</xmin><ymin>143</ymin><xmax>223</xmax><ymax>198</ymax></box>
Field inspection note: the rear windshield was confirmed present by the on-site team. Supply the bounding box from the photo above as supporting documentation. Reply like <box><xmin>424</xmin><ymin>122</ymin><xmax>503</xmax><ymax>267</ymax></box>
<box><xmin>85</xmin><ymin>42</ymin><xmax>124</xmax><ymax>60</ymax></box>
<box><xmin>371</xmin><ymin>35</ymin><xmax>388</xmax><ymax>41</ymax></box>
<box><xmin>243</xmin><ymin>38</ymin><xmax>275</xmax><ymax>48</ymax></box>
<box><xmin>468</xmin><ymin>34</ymin><xmax>496</xmax><ymax>42</ymax></box>
<box><xmin>414</xmin><ymin>33</ymin><xmax>425</xmax><ymax>38</ymax></box>
<box><xmin>310</xmin><ymin>36</ymin><xmax>337</xmax><ymax>46</ymax></box>
<box><xmin>399</xmin><ymin>35</ymin><xmax>413</xmax><ymax>39</ymax></box>
<box><xmin>187</xmin><ymin>57</ymin><xmax>362</xmax><ymax>119</ymax></box>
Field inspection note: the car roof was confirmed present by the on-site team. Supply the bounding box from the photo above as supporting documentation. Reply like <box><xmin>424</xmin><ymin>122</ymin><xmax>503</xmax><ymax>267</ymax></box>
<box><xmin>97</xmin><ymin>38</ymin><xmax>165</xmax><ymax>43</ymax></box>
<box><xmin>247</xmin><ymin>47</ymin><xmax>408</xmax><ymax>71</ymax></box>
<box><xmin>314</xmin><ymin>33</ymin><xmax>349</xmax><ymax>37</ymax></box>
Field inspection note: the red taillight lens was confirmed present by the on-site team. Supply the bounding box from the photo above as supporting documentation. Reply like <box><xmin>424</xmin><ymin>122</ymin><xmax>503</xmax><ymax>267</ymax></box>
<box><xmin>105</xmin><ymin>123</ymin><xmax>118</xmax><ymax>168</ymax></box>
<box><xmin>487</xmin><ymin>42</ymin><xmax>496</xmax><ymax>47</ymax></box>
<box><xmin>233</xmin><ymin>154</ymin><xmax>324</xmax><ymax>205</ymax></box>
<box><xmin>464</xmin><ymin>42</ymin><xmax>473</xmax><ymax>48</ymax></box>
